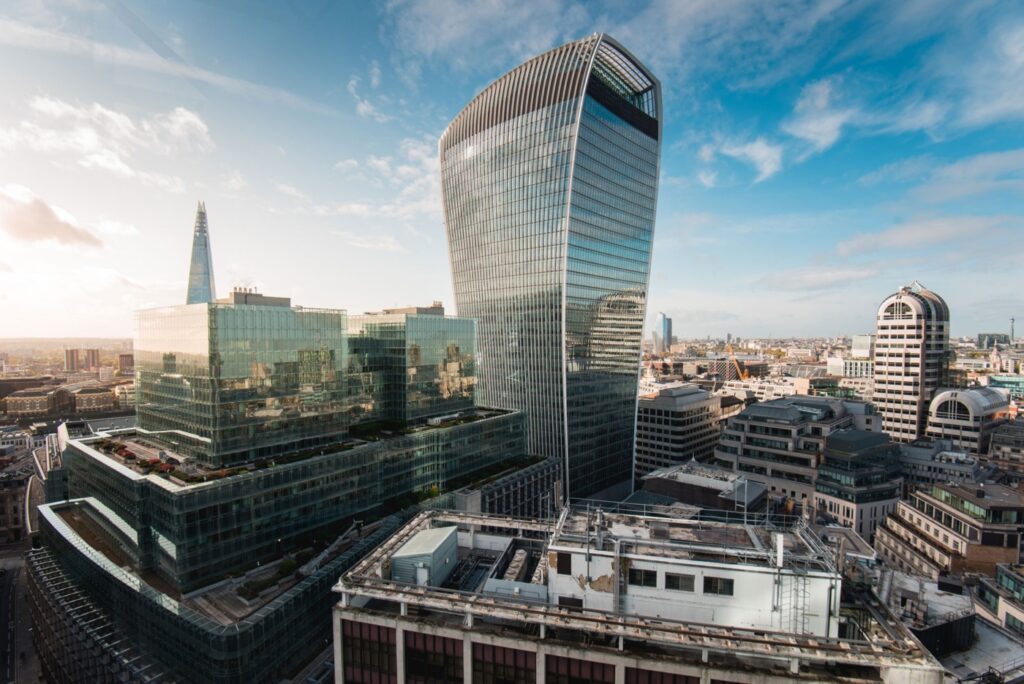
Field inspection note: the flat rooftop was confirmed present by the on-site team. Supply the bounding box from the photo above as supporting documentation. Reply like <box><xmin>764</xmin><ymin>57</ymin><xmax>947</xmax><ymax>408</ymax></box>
<box><xmin>935</xmin><ymin>483</ymin><xmax>1024</xmax><ymax>509</ymax></box>
<box><xmin>551</xmin><ymin>507</ymin><xmax>834</xmax><ymax>572</ymax></box>
<box><xmin>336</xmin><ymin>509</ymin><xmax>939</xmax><ymax>676</ymax></box>
<box><xmin>75</xmin><ymin>408</ymin><xmax>512</xmax><ymax>488</ymax></box>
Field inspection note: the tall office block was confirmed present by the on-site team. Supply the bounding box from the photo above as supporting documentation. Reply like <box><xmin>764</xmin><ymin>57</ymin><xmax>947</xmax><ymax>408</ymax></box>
<box><xmin>657</xmin><ymin>311</ymin><xmax>673</xmax><ymax>354</ymax></box>
<box><xmin>186</xmin><ymin>201</ymin><xmax>216</xmax><ymax>304</ymax></box>
<box><xmin>63</xmin><ymin>348</ymin><xmax>79</xmax><ymax>372</ymax></box>
<box><xmin>872</xmin><ymin>282</ymin><xmax>950</xmax><ymax>442</ymax></box>
<box><xmin>441</xmin><ymin>34</ymin><xmax>662</xmax><ymax>497</ymax></box>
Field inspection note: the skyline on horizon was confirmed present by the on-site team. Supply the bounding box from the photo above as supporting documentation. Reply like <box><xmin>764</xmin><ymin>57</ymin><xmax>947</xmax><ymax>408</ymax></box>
<box><xmin>1</xmin><ymin>1</ymin><xmax>1022</xmax><ymax>339</ymax></box>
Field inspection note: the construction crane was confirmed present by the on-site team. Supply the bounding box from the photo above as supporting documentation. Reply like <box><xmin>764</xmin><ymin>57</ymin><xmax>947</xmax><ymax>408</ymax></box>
<box><xmin>726</xmin><ymin>344</ymin><xmax>749</xmax><ymax>381</ymax></box>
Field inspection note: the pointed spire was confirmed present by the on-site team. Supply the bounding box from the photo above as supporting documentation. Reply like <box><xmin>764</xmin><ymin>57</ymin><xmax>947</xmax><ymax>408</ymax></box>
<box><xmin>186</xmin><ymin>200</ymin><xmax>216</xmax><ymax>304</ymax></box>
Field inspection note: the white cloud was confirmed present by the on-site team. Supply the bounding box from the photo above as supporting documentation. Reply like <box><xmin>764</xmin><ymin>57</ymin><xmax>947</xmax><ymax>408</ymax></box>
<box><xmin>334</xmin><ymin>158</ymin><xmax>359</xmax><ymax>171</ymax></box>
<box><xmin>836</xmin><ymin>216</ymin><xmax>1008</xmax><ymax>257</ymax></box>
<box><xmin>781</xmin><ymin>77</ymin><xmax>857</xmax><ymax>154</ymax></box>
<box><xmin>911</xmin><ymin>148</ymin><xmax>1024</xmax><ymax>202</ymax></box>
<box><xmin>346</xmin><ymin>76</ymin><xmax>392</xmax><ymax>123</ymax></box>
<box><xmin>697</xmin><ymin>143</ymin><xmax>716</xmax><ymax>162</ymax></box>
<box><xmin>366</xmin><ymin>155</ymin><xmax>393</xmax><ymax>176</ymax></box>
<box><xmin>857</xmin><ymin>156</ymin><xmax>934</xmax><ymax>186</ymax></box>
<box><xmin>0</xmin><ymin>96</ymin><xmax>198</xmax><ymax>191</ymax></box>
<box><xmin>333</xmin><ymin>230</ymin><xmax>405</xmax><ymax>252</ymax></box>
<box><xmin>93</xmin><ymin>219</ymin><xmax>139</xmax><ymax>236</ymax></box>
<box><xmin>0</xmin><ymin>184</ymin><xmax>103</xmax><ymax>247</ymax></box>
<box><xmin>276</xmin><ymin>183</ymin><xmax>310</xmax><ymax>202</ymax></box>
<box><xmin>0</xmin><ymin>19</ymin><xmax>334</xmax><ymax>115</ymax></box>
<box><xmin>720</xmin><ymin>137</ymin><xmax>783</xmax><ymax>182</ymax></box>
<box><xmin>697</xmin><ymin>170</ymin><xmax>717</xmax><ymax>188</ymax></box>
<box><xmin>369</xmin><ymin>60</ymin><xmax>382</xmax><ymax>88</ymax></box>
<box><xmin>759</xmin><ymin>265</ymin><xmax>881</xmax><ymax>291</ymax></box>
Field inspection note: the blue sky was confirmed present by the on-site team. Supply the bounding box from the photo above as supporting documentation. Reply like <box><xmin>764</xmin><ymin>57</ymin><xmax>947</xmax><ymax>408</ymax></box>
<box><xmin>1</xmin><ymin>0</ymin><xmax>1022</xmax><ymax>339</ymax></box>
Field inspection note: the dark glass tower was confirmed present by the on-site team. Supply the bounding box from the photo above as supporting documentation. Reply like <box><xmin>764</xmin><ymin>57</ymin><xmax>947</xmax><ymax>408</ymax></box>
<box><xmin>440</xmin><ymin>34</ymin><xmax>662</xmax><ymax>498</ymax></box>
<box><xmin>186</xmin><ymin>201</ymin><xmax>216</xmax><ymax>304</ymax></box>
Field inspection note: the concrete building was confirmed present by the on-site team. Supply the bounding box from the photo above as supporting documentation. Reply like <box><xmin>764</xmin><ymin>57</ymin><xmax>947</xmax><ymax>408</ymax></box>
<box><xmin>634</xmin><ymin>384</ymin><xmax>724</xmax><ymax>478</ymax></box>
<box><xmin>714</xmin><ymin>396</ymin><xmax>881</xmax><ymax>502</ymax></box>
<box><xmin>976</xmin><ymin>563</ymin><xmax>1024</xmax><ymax>639</ymax></box>
<box><xmin>988</xmin><ymin>422</ymin><xmax>1024</xmax><ymax>475</ymax></box>
<box><xmin>872</xmin><ymin>282</ymin><xmax>950</xmax><ymax>443</ymax></box>
<box><xmin>117</xmin><ymin>352</ymin><xmax>134</xmax><ymax>374</ymax></box>
<box><xmin>899</xmin><ymin>439</ymin><xmax>981</xmax><ymax>489</ymax></box>
<box><xmin>874</xmin><ymin>483</ymin><xmax>1024</xmax><ymax>579</ymax></box>
<box><xmin>82</xmin><ymin>348</ymin><xmax>100</xmax><ymax>371</ymax></box>
<box><xmin>812</xmin><ymin>430</ymin><xmax>902</xmax><ymax>543</ymax></box>
<box><xmin>63</xmin><ymin>349</ymin><xmax>79</xmax><ymax>373</ymax></box>
<box><xmin>332</xmin><ymin>507</ymin><xmax>944</xmax><ymax>683</ymax></box>
<box><xmin>0</xmin><ymin>464</ymin><xmax>29</xmax><ymax>542</ymax></box>
<box><xmin>636</xmin><ymin>461</ymin><xmax>767</xmax><ymax>515</ymax></box>
<box><xmin>72</xmin><ymin>386</ymin><xmax>115</xmax><ymax>413</ymax></box>
<box><xmin>925</xmin><ymin>387</ymin><xmax>1009</xmax><ymax>456</ymax></box>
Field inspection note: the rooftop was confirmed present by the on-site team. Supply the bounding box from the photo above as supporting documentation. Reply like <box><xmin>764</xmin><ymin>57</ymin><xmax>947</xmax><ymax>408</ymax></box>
<box><xmin>336</xmin><ymin>508</ymin><xmax>940</xmax><ymax>677</ymax></box>
<box><xmin>932</xmin><ymin>482</ymin><xmax>1024</xmax><ymax>509</ymax></box>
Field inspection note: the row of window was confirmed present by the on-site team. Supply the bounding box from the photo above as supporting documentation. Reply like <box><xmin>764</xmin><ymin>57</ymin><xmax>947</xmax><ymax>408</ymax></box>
<box><xmin>626</xmin><ymin>568</ymin><xmax>734</xmax><ymax>596</ymax></box>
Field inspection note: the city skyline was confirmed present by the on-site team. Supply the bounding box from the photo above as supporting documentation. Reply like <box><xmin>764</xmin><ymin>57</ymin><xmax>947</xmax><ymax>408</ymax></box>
<box><xmin>1</xmin><ymin>2</ymin><xmax>1023</xmax><ymax>339</ymax></box>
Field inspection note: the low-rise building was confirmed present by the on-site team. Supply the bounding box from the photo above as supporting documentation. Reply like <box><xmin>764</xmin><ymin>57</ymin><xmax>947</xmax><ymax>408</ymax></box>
<box><xmin>332</xmin><ymin>507</ymin><xmax>944</xmax><ymax>683</ymax></box>
<box><xmin>813</xmin><ymin>430</ymin><xmax>902</xmax><ymax>543</ymax></box>
<box><xmin>988</xmin><ymin>422</ymin><xmax>1024</xmax><ymax>475</ymax></box>
<box><xmin>925</xmin><ymin>387</ymin><xmax>1010</xmax><ymax>456</ymax></box>
<box><xmin>72</xmin><ymin>386</ymin><xmax>116</xmax><ymax>413</ymax></box>
<box><xmin>714</xmin><ymin>396</ymin><xmax>880</xmax><ymax>502</ymax></box>
<box><xmin>976</xmin><ymin>563</ymin><xmax>1024</xmax><ymax>639</ymax></box>
<box><xmin>0</xmin><ymin>466</ymin><xmax>29</xmax><ymax>542</ymax></box>
<box><xmin>636</xmin><ymin>460</ymin><xmax>767</xmax><ymax>515</ymax></box>
<box><xmin>874</xmin><ymin>483</ymin><xmax>1024</xmax><ymax>579</ymax></box>
<box><xmin>634</xmin><ymin>384</ymin><xmax>725</xmax><ymax>477</ymax></box>
<box><xmin>453</xmin><ymin>455</ymin><xmax>562</xmax><ymax>519</ymax></box>
<box><xmin>5</xmin><ymin>387</ymin><xmax>59</xmax><ymax>417</ymax></box>
<box><xmin>899</xmin><ymin>438</ymin><xmax>982</xmax><ymax>488</ymax></box>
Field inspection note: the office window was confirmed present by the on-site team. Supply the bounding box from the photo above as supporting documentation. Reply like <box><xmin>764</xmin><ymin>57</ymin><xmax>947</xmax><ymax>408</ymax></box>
<box><xmin>665</xmin><ymin>573</ymin><xmax>695</xmax><ymax>592</ymax></box>
<box><xmin>628</xmin><ymin>568</ymin><xmax>657</xmax><ymax>587</ymax></box>
<box><xmin>557</xmin><ymin>552</ymin><xmax>572</xmax><ymax>575</ymax></box>
<box><xmin>703</xmin><ymin>576</ymin><xmax>734</xmax><ymax>596</ymax></box>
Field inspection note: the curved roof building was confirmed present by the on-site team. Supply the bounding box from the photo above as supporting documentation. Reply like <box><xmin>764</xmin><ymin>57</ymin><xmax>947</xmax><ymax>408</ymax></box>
<box><xmin>872</xmin><ymin>282</ymin><xmax>951</xmax><ymax>442</ymax></box>
<box><xmin>440</xmin><ymin>34</ymin><xmax>662</xmax><ymax>498</ymax></box>
<box><xmin>926</xmin><ymin>387</ymin><xmax>1009</xmax><ymax>455</ymax></box>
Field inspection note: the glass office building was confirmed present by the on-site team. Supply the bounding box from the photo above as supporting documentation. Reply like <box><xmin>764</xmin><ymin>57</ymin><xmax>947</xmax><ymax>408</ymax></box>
<box><xmin>186</xmin><ymin>201</ymin><xmax>216</xmax><ymax>304</ymax></box>
<box><xmin>348</xmin><ymin>313</ymin><xmax>476</xmax><ymax>423</ymax></box>
<box><xmin>440</xmin><ymin>34</ymin><xmax>662</xmax><ymax>497</ymax></box>
<box><xmin>135</xmin><ymin>294</ymin><xmax>352</xmax><ymax>467</ymax></box>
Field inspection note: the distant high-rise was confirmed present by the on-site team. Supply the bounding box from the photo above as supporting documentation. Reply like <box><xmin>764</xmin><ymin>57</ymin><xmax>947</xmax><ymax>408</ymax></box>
<box><xmin>872</xmin><ymin>281</ymin><xmax>950</xmax><ymax>442</ymax></box>
<box><xmin>186</xmin><ymin>201</ymin><xmax>216</xmax><ymax>304</ymax></box>
<box><xmin>441</xmin><ymin>34</ymin><xmax>662</xmax><ymax>498</ymax></box>
<box><xmin>63</xmin><ymin>349</ymin><xmax>79</xmax><ymax>372</ymax></box>
<box><xmin>82</xmin><ymin>348</ymin><xmax>100</xmax><ymax>371</ymax></box>
<box><xmin>657</xmin><ymin>312</ymin><xmax>673</xmax><ymax>354</ymax></box>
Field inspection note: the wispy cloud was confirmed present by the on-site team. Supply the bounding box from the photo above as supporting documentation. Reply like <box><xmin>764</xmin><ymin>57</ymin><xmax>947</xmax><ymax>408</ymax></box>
<box><xmin>781</xmin><ymin>77</ymin><xmax>857</xmax><ymax>155</ymax></box>
<box><xmin>223</xmin><ymin>171</ymin><xmax>247</xmax><ymax>192</ymax></box>
<box><xmin>0</xmin><ymin>185</ymin><xmax>103</xmax><ymax>247</ymax></box>
<box><xmin>347</xmin><ymin>76</ymin><xmax>392</xmax><ymax>123</ymax></box>
<box><xmin>333</xmin><ymin>230</ymin><xmax>405</xmax><ymax>252</ymax></box>
<box><xmin>910</xmin><ymin>149</ymin><xmax>1024</xmax><ymax>203</ymax></box>
<box><xmin>836</xmin><ymin>216</ymin><xmax>1009</xmax><ymax>257</ymax></box>
<box><xmin>759</xmin><ymin>265</ymin><xmax>880</xmax><ymax>291</ymax></box>
<box><xmin>858</xmin><ymin>155</ymin><xmax>934</xmax><ymax>186</ymax></box>
<box><xmin>719</xmin><ymin>138</ymin><xmax>783</xmax><ymax>182</ymax></box>
<box><xmin>276</xmin><ymin>183</ymin><xmax>310</xmax><ymax>202</ymax></box>
<box><xmin>334</xmin><ymin>158</ymin><xmax>359</xmax><ymax>171</ymax></box>
<box><xmin>0</xmin><ymin>96</ymin><xmax>202</xmax><ymax>191</ymax></box>
<box><xmin>0</xmin><ymin>19</ymin><xmax>335</xmax><ymax>115</ymax></box>
<box><xmin>696</xmin><ymin>170</ymin><xmax>716</xmax><ymax>188</ymax></box>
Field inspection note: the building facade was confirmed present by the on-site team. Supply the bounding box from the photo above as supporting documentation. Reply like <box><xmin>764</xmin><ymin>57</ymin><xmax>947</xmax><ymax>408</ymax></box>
<box><xmin>899</xmin><ymin>438</ymin><xmax>981</xmax><ymax>489</ymax></box>
<box><xmin>332</xmin><ymin>508</ymin><xmax>943</xmax><ymax>684</ymax></box>
<box><xmin>976</xmin><ymin>563</ymin><xmax>1024</xmax><ymax>639</ymax></box>
<box><xmin>634</xmin><ymin>384</ymin><xmax>723</xmax><ymax>477</ymax></box>
<box><xmin>872</xmin><ymin>283</ymin><xmax>950</xmax><ymax>443</ymax></box>
<box><xmin>135</xmin><ymin>293</ymin><xmax>352</xmax><ymax>468</ymax></box>
<box><xmin>656</xmin><ymin>311</ymin><xmax>672</xmax><ymax>355</ymax></box>
<box><xmin>874</xmin><ymin>483</ymin><xmax>1024</xmax><ymax>579</ymax></box>
<box><xmin>988</xmin><ymin>422</ymin><xmax>1024</xmax><ymax>475</ymax></box>
<box><xmin>924</xmin><ymin>387</ymin><xmax>1009</xmax><ymax>456</ymax></box>
<box><xmin>348</xmin><ymin>310</ymin><xmax>476</xmax><ymax>424</ymax></box>
<box><xmin>72</xmin><ymin>386</ymin><xmax>116</xmax><ymax>413</ymax></box>
<box><xmin>441</xmin><ymin>34</ymin><xmax>662</xmax><ymax>498</ymax></box>
<box><xmin>714</xmin><ymin>396</ymin><xmax>881</xmax><ymax>502</ymax></box>
<box><xmin>813</xmin><ymin>430</ymin><xmax>902</xmax><ymax>543</ymax></box>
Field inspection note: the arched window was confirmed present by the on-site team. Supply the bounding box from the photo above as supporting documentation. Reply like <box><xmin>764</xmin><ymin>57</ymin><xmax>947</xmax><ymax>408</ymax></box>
<box><xmin>883</xmin><ymin>302</ymin><xmax>913</xmax><ymax>320</ymax></box>
<box><xmin>935</xmin><ymin>400</ymin><xmax>970</xmax><ymax>421</ymax></box>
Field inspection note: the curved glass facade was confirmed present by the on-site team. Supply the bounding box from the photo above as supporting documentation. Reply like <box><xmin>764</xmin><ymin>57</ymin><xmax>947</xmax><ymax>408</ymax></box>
<box><xmin>441</xmin><ymin>34</ymin><xmax>661</xmax><ymax>497</ymax></box>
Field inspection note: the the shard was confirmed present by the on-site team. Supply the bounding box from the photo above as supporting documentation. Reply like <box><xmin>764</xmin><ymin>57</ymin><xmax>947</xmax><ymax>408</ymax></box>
<box><xmin>186</xmin><ymin>201</ymin><xmax>216</xmax><ymax>304</ymax></box>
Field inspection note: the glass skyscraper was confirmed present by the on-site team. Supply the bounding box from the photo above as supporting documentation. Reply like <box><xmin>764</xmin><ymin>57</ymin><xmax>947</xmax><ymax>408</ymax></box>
<box><xmin>440</xmin><ymin>34</ymin><xmax>662</xmax><ymax>498</ymax></box>
<box><xmin>186</xmin><ymin>201</ymin><xmax>216</xmax><ymax>304</ymax></box>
